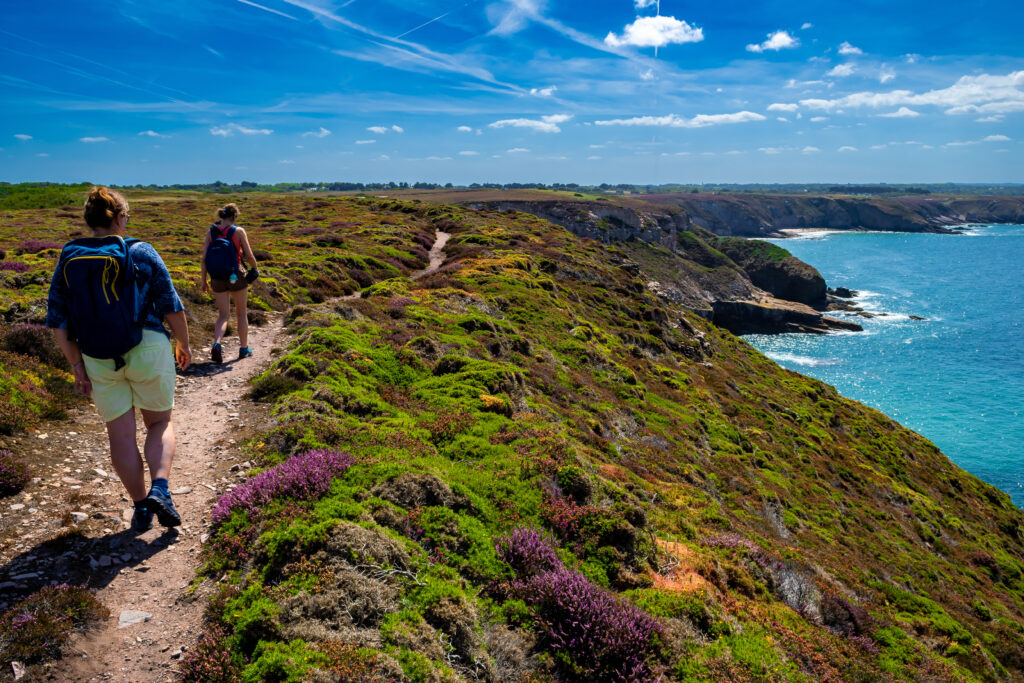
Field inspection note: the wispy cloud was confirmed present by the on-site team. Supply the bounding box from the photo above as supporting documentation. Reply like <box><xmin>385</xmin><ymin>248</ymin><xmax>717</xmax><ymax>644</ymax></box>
<box><xmin>14</xmin><ymin>134</ymin><xmax>32</xmax><ymax>141</ymax></box>
<box><xmin>355</xmin><ymin>139</ymin><xmax>376</xmax><ymax>144</ymax></box>
<box><xmin>879</xmin><ymin>65</ymin><xmax>896</xmax><ymax>83</ymax></box>
<box><xmin>138</xmin><ymin>130</ymin><xmax>170</xmax><ymax>138</ymax></box>
<box><xmin>985</xmin><ymin>134</ymin><xmax>1011</xmax><ymax>141</ymax></box>
<box><xmin>530</xmin><ymin>86</ymin><xmax>557</xmax><ymax>97</ymax></box>
<box><xmin>459</xmin><ymin>150</ymin><xmax>479</xmax><ymax>156</ymax></box>
<box><xmin>302</xmin><ymin>127</ymin><xmax>331</xmax><ymax>138</ymax></box>
<box><xmin>605</xmin><ymin>16</ymin><xmax>704</xmax><ymax>48</ymax></box>
<box><xmin>367</xmin><ymin>125</ymin><xmax>404</xmax><ymax>134</ymax></box>
<box><xmin>838</xmin><ymin>146</ymin><xmax>858</xmax><ymax>152</ymax></box>
<box><xmin>489</xmin><ymin>114</ymin><xmax>573</xmax><ymax>133</ymax></box>
<box><xmin>827</xmin><ymin>63</ymin><xmax>856</xmax><ymax>78</ymax></box>
<box><xmin>79</xmin><ymin>136</ymin><xmax>109</xmax><ymax>143</ymax></box>
<box><xmin>800</xmin><ymin>22</ymin><xmax>813</xmax><ymax>30</ymax></box>
<box><xmin>211</xmin><ymin>123</ymin><xmax>273</xmax><ymax>136</ymax></box>
<box><xmin>800</xmin><ymin>70</ymin><xmax>1024</xmax><ymax>114</ymax></box>
<box><xmin>595</xmin><ymin>111</ymin><xmax>766</xmax><ymax>128</ymax></box>
<box><xmin>747</xmin><ymin>30</ymin><xmax>798</xmax><ymax>53</ymax></box>
<box><xmin>507</xmin><ymin>147</ymin><xmax>530</xmax><ymax>153</ymax></box>
<box><xmin>236</xmin><ymin>0</ymin><xmax>298</xmax><ymax>20</ymax></box>
<box><xmin>802</xmin><ymin>146</ymin><xmax>820</xmax><ymax>153</ymax></box>
<box><xmin>838</xmin><ymin>41</ymin><xmax>863</xmax><ymax>56</ymax></box>
<box><xmin>767</xmin><ymin>103</ymin><xmax>798</xmax><ymax>112</ymax></box>
<box><xmin>878</xmin><ymin>107</ymin><xmax>919</xmax><ymax>118</ymax></box>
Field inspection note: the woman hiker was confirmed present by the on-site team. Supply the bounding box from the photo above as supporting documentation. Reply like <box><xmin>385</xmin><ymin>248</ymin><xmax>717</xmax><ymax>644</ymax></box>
<box><xmin>199</xmin><ymin>203</ymin><xmax>259</xmax><ymax>363</ymax></box>
<box><xmin>46</xmin><ymin>186</ymin><xmax>192</xmax><ymax>532</ymax></box>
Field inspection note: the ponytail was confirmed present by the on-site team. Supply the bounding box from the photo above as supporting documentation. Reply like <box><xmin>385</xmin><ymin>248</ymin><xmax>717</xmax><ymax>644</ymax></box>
<box><xmin>83</xmin><ymin>186</ymin><xmax>128</xmax><ymax>230</ymax></box>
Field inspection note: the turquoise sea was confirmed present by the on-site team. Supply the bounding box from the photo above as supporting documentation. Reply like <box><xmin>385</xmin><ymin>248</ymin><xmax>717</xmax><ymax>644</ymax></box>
<box><xmin>744</xmin><ymin>225</ymin><xmax>1024</xmax><ymax>508</ymax></box>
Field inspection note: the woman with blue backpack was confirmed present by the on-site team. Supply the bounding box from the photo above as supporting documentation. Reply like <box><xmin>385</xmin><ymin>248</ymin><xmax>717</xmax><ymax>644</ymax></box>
<box><xmin>46</xmin><ymin>186</ymin><xmax>192</xmax><ymax>533</ymax></box>
<box><xmin>199</xmin><ymin>203</ymin><xmax>259</xmax><ymax>363</ymax></box>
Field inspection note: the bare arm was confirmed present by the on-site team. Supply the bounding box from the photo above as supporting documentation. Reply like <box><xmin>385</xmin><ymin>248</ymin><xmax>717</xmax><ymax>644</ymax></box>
<box><xmin>199</xmin><ymin>231</ymin><xmax>211</xmax><ymax>291</ymax></box>
<box><xmin>52</xmin><ymin>328</ymin><xmax>91</xmax><ymax>396</ymax></box>
<box><xmin>163</xmin><ymin>310</ymin><xmax>192</xmax><ymax>370</ymax></box>
<box><xmin>236</xmin><ymin>227</ymin><xmax>258</xmax><ymax>269</ymax></box>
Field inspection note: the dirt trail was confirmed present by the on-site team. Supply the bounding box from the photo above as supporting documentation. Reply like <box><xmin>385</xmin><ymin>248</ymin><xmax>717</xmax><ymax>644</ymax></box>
<box><xmin>1</xmin><ymin>230</ymin><xmax>451</xmax><ymax>681</ymax></box>
<box><xmin>36</xmin><ymin>318</ymin><xmax>286</xmax><ymax>683</ymax></box>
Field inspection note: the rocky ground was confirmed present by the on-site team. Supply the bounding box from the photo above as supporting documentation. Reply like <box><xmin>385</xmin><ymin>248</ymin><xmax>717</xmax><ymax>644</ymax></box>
<box><xmin>0</xmin><ymin>317</ymin><xmax>285</xmax><ymax>682</ymax></box>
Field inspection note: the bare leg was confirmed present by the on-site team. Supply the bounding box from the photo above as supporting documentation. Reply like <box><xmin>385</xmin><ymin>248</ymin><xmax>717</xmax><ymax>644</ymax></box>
<box><xmin>140</xmin><ymin>408</ymin><xmax>175</xmax><ymax>482</ymax></box>
<box><xmin>213</xmin><ymin>291</ymin><xmax>231</xmax><ymax>344</ymax></box>
<box><xmin>105</xmin><ymin>409</ymin><xmax>147</xmax><ymax>501</ymax></box>
<box><xmin>231</xmin><ymin>288</ymin><xmax>249</xmax><ymax>348</ymax></box>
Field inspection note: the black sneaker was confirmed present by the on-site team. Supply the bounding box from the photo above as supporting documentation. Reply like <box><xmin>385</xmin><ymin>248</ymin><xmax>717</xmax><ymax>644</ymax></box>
<box><xmin>145</xmin><ymin>488</ymin><xmax>181</xmax><ymax>528</ymax></box>
<box><xmin>131</xmin><ymin>504</ymin><xmax>153</xmax><ymax>532</ymax></box>
<box><xmin>238</xmin><ymin>346</ymin><xmax>253</xmax><ymax>359</ymax></box>
<box><xmin>211</xmin><ymin>342</ymin><xmax>223</xmax><ymax>364</ymax></box>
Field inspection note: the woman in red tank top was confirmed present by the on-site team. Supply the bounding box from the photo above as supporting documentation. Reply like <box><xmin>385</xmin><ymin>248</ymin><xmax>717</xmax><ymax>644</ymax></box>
<box><xmin>199</xmin><ymin>203</ymin><xmax>260</xmax><ymax>362</ymax></box>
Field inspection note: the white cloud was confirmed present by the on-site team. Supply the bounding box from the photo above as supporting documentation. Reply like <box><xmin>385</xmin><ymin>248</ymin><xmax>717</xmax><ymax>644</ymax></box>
<box><xmin>138</xmin><ymin>130</ymin><xmax>170</xmax><ymax>138</ymax></box>
<box><xmin>879</xmin><ymin>65</ymin><xmax>896</xmax><ymax>83</ymax></box>
<box><xmin>904</xmin><ymin>53</ymin><xmax>920</xmax><ymax>64</ymax></box>
<box><xmin>634</xmin><ymin>0</ymin><xmax>656</xmax><ymax>7</ymax></box>
<box><xmin>355</xmin><ymin>139</ymin><xmax>376</xmax><ymax>144</ymax></box>
<box><xmin>459</xmin><ymin>150</ymin><xmax>479</xmax><ymax>156</ymax></box>
<box><xmin>801</xmin><ymin>22</ymin><xmax>813</xmax><ymax>30</ymax></box>
<box><xmin>302</xmin><ymin>127</ymin><xmax>331</xmax><ymax>138</ymax></box>
<box><xmin>605</xmin><ymin>16</ymin><xmax>704</xmax><ymax>48</ymax></box>
<box><xmin>838</xmin><ymin>41</ymin><xmax>863</xmax><ymax>56</ymax></box>
<box><xmin>392</xmin><ymin>125</ymin><xmax>404</xmax><ymax>133</ymax></box>
<box><xmin>777</xmin><ymin>117</ymin><xmax>789</xmax><ymax>122</ymax></box>
<box><xmin>747</xmin><ymin>30</ymin><xmax>799</xmax><ymax>53</ymax></box>
<box><xmin>377</xmin><ymin>154</ymin><xmax>391</xmax><ymax>161</ymax></box>
<box><xmin>530</xmin><ymin>86</ymin><xmax>557</xmax><ymax>97</ymax></box>
<box><xmin>810</xmin><ymin>116</ymin><xmax>828</xmax><ymax>122</ymax></box>
<box><xmin>489</xmin><ymin>113</ymin><xmax>573</xmax><ymax>133</ymax></box>
<box><xmin>838</xmin><ymin>146</ymin><xmax>858</xmax><ymax>152</ymax></box>
<box><xmin>945</xmin><ymin>140</ymin><xmax>978</xmax><ymax>147</ymax></box>
<box><xmin>802</xmin><ymin>146</ymin><xmax>820</xmax><ymax>153</ymax></box>
<box><xmin>827</xmin><ymin>63</ymin><xmax>856</xmax><ymax>78</ymax></box>
<box><xmin>799</xmin><ymin>70</ymin><xmax>1024</xmax><ymax>115</ymax></box>
<box><xmin>79</xmin><ymin>136</ymin><xmax>109</xmax><ymax>143</ymax></box>
<box><xmin>767</xmin><ymin>103</ymin><xmax>799</xmax><ymax>112</ymax></box>
<box><xmin>367</xmin><ymin>126</ymin><xmax>389</xmax><ymax>134</ymax></box>
<box><xmin>758</xmin><ymin>147</ymin><xmax>784</xmax><ymax>154</ymax></box>
<box><xmin>14</xmin><ymin>134</ymin><xmax>32</xmax><ymax>141</ymax></box>
<box><xmin>977</xmin><ymin>115</ymin><xmax>1004</xmax><ymax>122</ymax></box>
<box><xmin>984</xmin><ymin>134</ymin><xmax>1011</xmax><ymax>141</ymax></box>
<box><xmin>507</xmin><ymin>147</ymin><xmax>530</xmax><ymax>153</ymax></box>
<box><xmin>210</xmin><ymin>123</ymin><xmax>272</xmax><ymax>136</ymax></box>
<box><xmin>425</xmin><ymin>156</ymin><xmax>453</xmax><ymax>161</ymax></box>
<box><xmin>594</xmin><ymin>111</ymin><xmax>766</xmax><ymax>128</ymax></box>
<box><xmin>878</xmin><ymin>106</ymin><xmax>920</xmax><ymax>118</ymax></box>
<box><xmin>640</xmin><ymin>69</ymin><xmax>654</xmax><ymax>81</ymax></box>
<box><xmin>457</xmin><ymin>126</ymin><xmax>473</xmax><ymax>132</ymax></box>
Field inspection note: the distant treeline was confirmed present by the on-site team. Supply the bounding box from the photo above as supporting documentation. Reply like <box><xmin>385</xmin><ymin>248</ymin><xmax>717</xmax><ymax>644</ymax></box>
<box><xmin>3</xmin><ymin>180</ymin><xmax>1023</xmax><ymax>209</ymax></box>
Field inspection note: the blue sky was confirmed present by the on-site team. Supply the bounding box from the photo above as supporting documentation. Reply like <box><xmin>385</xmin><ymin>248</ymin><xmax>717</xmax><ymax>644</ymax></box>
<box><xmin>3</xmin><ymin>0</ymin><xmax>1023</xmax><ymax>185</ymax></box>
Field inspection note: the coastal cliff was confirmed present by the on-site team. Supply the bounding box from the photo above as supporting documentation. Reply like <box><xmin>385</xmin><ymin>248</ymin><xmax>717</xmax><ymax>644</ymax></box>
<box><xmin>1</xmin><ymin>195</ymin><xmax>1023</xmax><ymax>681</ymax></box>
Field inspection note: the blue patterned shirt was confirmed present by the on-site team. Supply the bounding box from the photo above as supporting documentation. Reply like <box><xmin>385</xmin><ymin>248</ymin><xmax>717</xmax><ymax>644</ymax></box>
<box><xmin>46</xmin><ymin>239</ymin><xmax>185</xmax><ymax>337</ymax></box>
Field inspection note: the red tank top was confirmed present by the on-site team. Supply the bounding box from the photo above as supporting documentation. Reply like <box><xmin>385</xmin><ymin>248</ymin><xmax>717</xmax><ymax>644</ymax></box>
<box><xmin>212</xmin><ymin>224</ymin><xmax>243</xmax><ymax>262</ymax></box>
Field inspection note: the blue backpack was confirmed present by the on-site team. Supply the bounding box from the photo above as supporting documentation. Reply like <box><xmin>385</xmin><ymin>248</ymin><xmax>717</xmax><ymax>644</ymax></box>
<box><xmin>205</xmin><ymin>224</ymin><xmax>240</xmax><ymax>280</ymax></box>
<box><xmin>58</xmin><ymin>236</ymin><xmax>144</xmax><ymax>369</ymax></box>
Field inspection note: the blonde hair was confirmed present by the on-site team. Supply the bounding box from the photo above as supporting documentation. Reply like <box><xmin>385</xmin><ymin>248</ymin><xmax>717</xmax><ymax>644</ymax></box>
<box><xmin>218</xmin><ymin>203</ymin><xmax>240</xmax><ymax>221</ymax></box>
<box><xmin>83</xmin><ymin>186</ymin><xmax>128</xmax><ymax>229</ymax></box>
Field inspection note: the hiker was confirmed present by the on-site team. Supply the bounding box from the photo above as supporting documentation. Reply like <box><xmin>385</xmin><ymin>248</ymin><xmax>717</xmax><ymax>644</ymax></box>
<box><xmin>199</xmin><ymin>203</ymin><xmax>259</xmax><ymax>362</ymax></box>
<box><xmin>46</xmin><ymin>186</ymin><xmax>192</xmax><ymax>532</ymax></box>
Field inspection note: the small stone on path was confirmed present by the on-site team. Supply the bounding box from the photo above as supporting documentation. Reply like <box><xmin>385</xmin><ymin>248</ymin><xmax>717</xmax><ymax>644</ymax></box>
<box><xmin>171</xmin><ymin>486</ymin><xmax>192</xmax><ymax>495</ymax></box>
<box><xmin>71</xmin><ymin>511</ymin><xmax>89</xmax><ymax>523</ymax></box>
<box><xmin>118</xmin><ymin>610</ymin><xmax>153</xmax><ymax>629</ymax></box>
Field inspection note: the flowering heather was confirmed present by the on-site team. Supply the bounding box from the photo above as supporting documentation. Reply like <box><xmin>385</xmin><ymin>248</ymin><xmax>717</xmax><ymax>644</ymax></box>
<box><xmin>495</xmin><ymin>528</ymin><xmax>561</xmax><ymax>577</ymax></box>
<box><xmin>497</xmin><ymin>528</ymin><xmax>662</xmax><ymax>682</ymax></box>
<box><xmin>0</xmin><ymin>261</ymin><xmax>31</xmax><ymax>273</ymax></box>
<box><xmin>19</xmin><ymin>240</ymin><xmax>61</xmax><ymax>254</ymax></box>
<box><xmin>0</xmin><ymin>584</ymin><xmax>108</xmax><ymax>665</ymax></box>
<box><xmin>0</xmin><ymin>449</ymin><xmax>31</xmax><ymax>496</ymax></box>
<box><xmin>210</xmin><ymin>449</ymin><xmax>354</xmax><ymax>524</ymax></box>
<box><xmin>179</xmin><ymin>624</ymin><xmax>240</xmax><ymax>683</ymax></box>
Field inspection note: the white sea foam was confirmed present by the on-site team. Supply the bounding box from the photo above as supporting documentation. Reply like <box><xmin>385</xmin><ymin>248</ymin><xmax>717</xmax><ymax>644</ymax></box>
<box><xmin>767</xmin><ymin>352</ymin><xmax>840</xmax><ymax>367</ymax></box>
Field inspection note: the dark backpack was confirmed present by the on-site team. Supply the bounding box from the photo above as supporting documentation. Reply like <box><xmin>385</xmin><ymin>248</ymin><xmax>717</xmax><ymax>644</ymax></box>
<box><xmin>58</xmin><ymin>236</ymin><xmax>143</xmax><ymax>369</ymax></box>
<box><xmin>205</xmin><ymin>225</ymin><xmax>239</xmax><ymax>280</ymax></box>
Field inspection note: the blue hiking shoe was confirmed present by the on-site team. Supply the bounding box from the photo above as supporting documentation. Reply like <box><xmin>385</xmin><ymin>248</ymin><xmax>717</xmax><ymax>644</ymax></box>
<box><xmin>211</xmin><ymin>342</ymin><xmax>223</xmax><ymax>364</ymax></box>
<box><xmin>238</xmin><ymin>346</ymin><xmax>253</xmax><ymax>359</ymax></box>
<box><xmin>145</xmin><ymin>487</ymin><xmax>181</xmax><ymax>528</ymax></box>
<box><xmin>131</xmin><ymin>503</ymin><xmax>153</xmax><ymax>532</ymax></box>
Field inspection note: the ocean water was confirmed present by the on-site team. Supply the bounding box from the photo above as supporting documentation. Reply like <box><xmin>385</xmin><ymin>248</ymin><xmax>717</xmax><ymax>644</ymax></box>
<box><xmin>743</xmin><ymin>225</ymin><xmax>1024</xmax><ymax>508</ymax></box>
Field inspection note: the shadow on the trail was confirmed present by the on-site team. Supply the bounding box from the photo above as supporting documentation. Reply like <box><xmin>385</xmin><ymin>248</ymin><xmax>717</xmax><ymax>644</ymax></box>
<box><xmin>0</xmin><ymin>526</ymin><xmax>181</xmax><ymax>608</ymax></box>
<box><xmin>178</xmin><ymin>359</ymin><xmax>245</xmax><ymax>377</ymax></box>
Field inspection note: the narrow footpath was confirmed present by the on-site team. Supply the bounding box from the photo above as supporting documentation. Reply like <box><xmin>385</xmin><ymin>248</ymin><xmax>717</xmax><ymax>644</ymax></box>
<box><xmin>1</xmin><ymin>230</ymin><xmax>450</xmax><ymax>682</ymax></box>
<box><xmin>46</xmin><ymin>317</ymin><xmax>286</xmax><ymax>683</ymax></box>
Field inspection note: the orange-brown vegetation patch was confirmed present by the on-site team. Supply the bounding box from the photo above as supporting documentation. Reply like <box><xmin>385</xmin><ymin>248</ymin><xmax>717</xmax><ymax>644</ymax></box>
<box><xmin>650</xmin><ymin>539</ymin><xmax>709</xmax><ymax>593</ymax></box>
